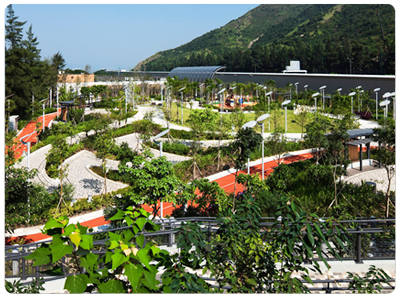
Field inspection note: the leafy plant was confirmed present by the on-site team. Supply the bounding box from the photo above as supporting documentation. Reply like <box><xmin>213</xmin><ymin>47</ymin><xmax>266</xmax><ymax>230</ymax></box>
<box><xmin>5</xmin><ymin>278</ymin><xmax>45</xmax><ymax>294</ymax></box>
<box><xmin>26</xmin><ymin>207</ymin><xmax>167</xmax><ymax>293</ymax></box>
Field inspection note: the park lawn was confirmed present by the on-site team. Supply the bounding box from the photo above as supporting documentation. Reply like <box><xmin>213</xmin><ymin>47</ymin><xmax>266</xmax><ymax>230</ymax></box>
<box><xmin>168</xmin><ymin>106</ymin><xmax>312</xmax><ymax>134</ymax></box>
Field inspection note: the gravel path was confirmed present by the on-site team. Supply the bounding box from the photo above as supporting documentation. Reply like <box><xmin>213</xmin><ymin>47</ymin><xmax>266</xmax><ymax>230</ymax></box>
<box><xmin>343</xmin><ymin>167</ymin><xmax>395</xmax><ymax>193</ymax></box>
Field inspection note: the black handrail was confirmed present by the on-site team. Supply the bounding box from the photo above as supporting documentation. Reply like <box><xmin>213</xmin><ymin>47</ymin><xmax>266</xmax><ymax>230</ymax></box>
<box><xmin>5</xmin><ymin>217</ymin><xmax>395</xmax><ymax>286</ymax></box>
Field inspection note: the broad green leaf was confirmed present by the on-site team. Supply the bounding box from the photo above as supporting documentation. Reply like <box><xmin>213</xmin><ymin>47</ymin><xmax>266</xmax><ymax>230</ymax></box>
<box><xmin>69</xmin><ymin>232</ymin><xmax>81</xmax><ymax>247</ymax></box>
<box><xmin>124</xmin><ymin>216</ymin><xmax>134</xmax><ymax>226</ymax></box>
<box><xmin>109</xmin><ymin>209</ymin><xmax>125</xmax><ymax>221</ymax></box>
<box><xmin>26</xmin><ymin>246</ymin><xmax>51</xmax><ymax>266</ymax></box>
<box><xmin>143</xmin><ymin>266</ymin><xmax>158</xmax><ymax>290</ymax></box>
<box><xmin>50</xmin><ymin>235</ymin><xmax>73</xmax><ymax>263</ymax></box>
<box><xmin>151</xmin><ymin>245</ymin><xmax>160</xmax><ymax>255</ymax></box>
<box><xmin>80</xmin><ymin>234</ymin><xmax>93</xmax><ymax>250</ymax></box>
<box><xmin>64</xmin><ymin>274</ymin><xmax>88</xmax><ymax>293</ymax></box>
<box><xmin>111</xmin><ymin>251</ymin><xmax>129</xmax><ymax>270</ymax></box>
<box><xmin>136</xmin><ymin>235</ymin><xmax>145</xmax><ymax>248</ymax></box>
<box><xmin>43</xmin><ymin>216</ymin><xmax>68</xmax><ymax>232</ymax></box>
<box><xmin>124</xmin><ymin>263</ymin><xmax>144</xmax><ymax>291</ymax></box>
<box><xmin>136</xmin><ymin>217</ymin><xmax>147</xmax><ymax>231</ymax></box>
<box><xmin>122</xmin><ymin>229</ymin><xmax>135</xmax><ymax>244</ymax></box>
<box><xmin>98</xmin><ymin>279</ymin><xmax>125</xmax><ymax>293</ymax></box>
<box><xmin>76</xmin><ymin>222</ymin><xmax>88</xmax><ymax>235</ymax></box>
<box><xmin>109</xmin><ymin>240</ymin><xmax>119</xmax><ymax>249</ymax></box>
<box><xmin>137</xmin><ymin>248</ymin><xmax>150</xmax><ymax>269</ymax></box>
<box><xmin>79</xmin><ymin>253</ymin><xmax>98</xmax><ymax>275</ymax></box>
<box><xmin>63</xmin><ymin>223</ymin><xmax>78</xmax><ymax>236</ymax></box>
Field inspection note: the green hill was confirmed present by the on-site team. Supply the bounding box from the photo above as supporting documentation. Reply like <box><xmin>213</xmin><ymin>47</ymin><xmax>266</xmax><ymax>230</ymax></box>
<box><xmin>135</xmin><ymin>4</ymin><xmax>395</xmax><ymax>75</ymax></box>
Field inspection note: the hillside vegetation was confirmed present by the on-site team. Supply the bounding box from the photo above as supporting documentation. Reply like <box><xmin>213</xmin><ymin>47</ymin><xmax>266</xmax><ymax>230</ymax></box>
<box><xmin>135</xmin><ymin>4</ymin><xmax>394</xmax><ymax>75</ymax></box>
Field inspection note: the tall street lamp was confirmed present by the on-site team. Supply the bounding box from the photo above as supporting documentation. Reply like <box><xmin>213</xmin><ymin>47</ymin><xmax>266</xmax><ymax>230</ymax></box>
<box><xmin>380</xmin><ymin>99</ymin><xmax>390</xmax><ymax>119</ymax></box>
<box><xmin>179</xmin><ymin>87</ymin><xmax>186</xmax><ymax>125</ymax></box>
<box><xmin>242</xmin><ymin>120</ymin><xmax>257</xmax><ymax>174</ymax></box>
<box><xmin>356</xmin><ymin>86</ymin><xmax>362</xmax><ymax>111</ymax></box>
<box><xmin>256</xmin><ymin>113</ymin><xmax>270</xmax><ymax>180</ymax></box>
<box><xmin>282</xmin><ymin>99</ymin><xmax>291</xmax><ymax>137</ymax></box>
<box><xmin>312</xmin><ymin>92</ymin><xmax>320</xmax><ymax>112</ymax></box>
<box><xmin>390</xmin><ymin>92</ymin><xmax>395</xmax><ymax>119</ymax></box>
<box><xmin>266</xmin><ymin>91</ymin><xmax>273</xmax><ymax>131</ymax></box>
<box><xmin>337</xmin><ymin>88</ymin><xmax>342</xmax><ymax>96</ymax></box>
<box><xmin>40</xmin><ymin>98</ymin><xmax>47</xmax><ymax>132</ymax></box>
<box><xmin>218</xmin><ymin>87</ymin><xmax>226</xmax><ymax>114</ymax></box>
<box><xmin>153</xmin><ymin>129</ymin><xmax>170</xmax><ymax>158</ymax></box>
<box><xmin>349</xmin><ymin>92</ymin><xmax>356</xmax><ymax>114</ymax></box>
<box><xmin>49</xmin><ymin>87</ymin><xmax>52</xmax><ymax>107</ymax></box>
<box><xmin>347</xmin><ymin>57</ymin><xmax>353</xmax><ymax>74</ymax></box>
<box><xmin>294</xmin><ymin>82</ymin><xmax>299</xmax><ymax>95</ymax></box>
<box><xmin>374</xmin><ymin>88</ymin><xmax>380</xmax><ymax>120</ymax></box>
<box><xmin>319</xmin><ymin>85</ymin><xmax>326</xmax><ymax>109</ymax></box>
<box><xmin>56</xmin><ymin>87</ymin><xmax>60</xmax><ymax>118</ymax></box>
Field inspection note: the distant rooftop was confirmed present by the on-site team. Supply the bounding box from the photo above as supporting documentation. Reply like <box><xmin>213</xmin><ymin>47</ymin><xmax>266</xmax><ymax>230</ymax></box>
<box><xmin>167</xmin><ymin>66</ymin><xmax>226</xmax><ymax>82</ymax></box>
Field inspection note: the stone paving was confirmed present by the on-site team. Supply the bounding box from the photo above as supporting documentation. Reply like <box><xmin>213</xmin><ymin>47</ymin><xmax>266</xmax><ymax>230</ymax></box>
<box><xmin>343</xmin><ymin>164</ymin><xmax>395</xmax><ymax>193</ymax></box>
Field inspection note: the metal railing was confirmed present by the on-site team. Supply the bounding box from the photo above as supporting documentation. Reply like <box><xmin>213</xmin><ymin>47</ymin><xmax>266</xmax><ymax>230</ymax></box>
<box><xmin>5</xmin><ymin>217</ymin><xmax>395</xmax><ymax>288</ymax></box>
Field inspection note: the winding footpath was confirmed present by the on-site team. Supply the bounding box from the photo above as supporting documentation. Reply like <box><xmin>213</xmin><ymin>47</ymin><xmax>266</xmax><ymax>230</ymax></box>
<box><xmin>7</xmin><ymin>106</ymin><xmax>392</xmax><ymax>244</ymax></box>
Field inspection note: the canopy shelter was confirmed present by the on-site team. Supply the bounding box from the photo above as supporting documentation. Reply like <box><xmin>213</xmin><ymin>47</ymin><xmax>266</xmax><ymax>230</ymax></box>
<box><xmin>345</xmin><ymin>138</ymin><xmax>373</xmax><ymax>171</ymax></box>
<box><xmin>324</xmin><ymin>128</ymin><xmax>374</xmax><ymax>171</ymax></box>
<box><xmin>58</xmin><ymin>98</ymin><xmax>87</xmax><ymax>122</ymax></box>
<box><xmin>167</xmin><ymin>66</ymin><xmax>226</xmax><ymax>82</ymax></box>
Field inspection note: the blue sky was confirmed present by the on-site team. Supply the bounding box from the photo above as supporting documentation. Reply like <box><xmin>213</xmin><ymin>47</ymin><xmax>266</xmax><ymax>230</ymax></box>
<box><xmin>4</xmin><ymin>2</ymin><xmax>260</xmax><ymax>72</ymax></box>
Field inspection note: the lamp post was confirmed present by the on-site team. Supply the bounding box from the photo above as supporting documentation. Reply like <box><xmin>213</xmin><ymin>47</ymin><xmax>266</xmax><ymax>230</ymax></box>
<box><xmin>382</xmin><ymin>92</ymin><xmax>391</xmax><ymax>118</ymax></box>
<box><xmin>153</xmin><ymin>129</ymin><xmax>170</xmax><ymax>218</ymax></box>
<box><xmin>266</xmin><ymin>91</ymin><xmax>273</xmax><ymax>131</ymax></box>
<box><xmin>49</xmin><ymin>88</ymin><xmax>52</xmax><ymax>107</ymax></box>
<box><xmin>347</xmin><ymin>57</ymin><xmax>353</xmax><ymax>74</ymax></box>
<box><xmin>319</xmin><ymin>85</ymin><xmax>326</xmax><ymax>110</ymax></box>
<box><xmin>379</xmin><ymin>99</ymin><xmax>390</xmax><ymax>119</ymax></box>
<box><xmin>40</xmin><ymin>98</ymin><xmax>47</xmax><ymax>132</ymax></box>
<box><xmin>349</xmin><ymin>92</ymin><xmax>356</xmax><ymax>114</ymax></box>
<box><xmin>218</xmin><ymin>87</ymin><xmax>226</xmax><ymax>114</ymax></box>
<box><xmin>282</xmin><ymin>100</ymin><xmax>291</xmax><ymax>137</ymax></box>
<box><xmin>56</xmin><ymin>87</ymin><xmax>60</xmax><ymax>118</ymax></box>
<box><xmin>312</xmin><ymin>92</ymin><xmax>320</xmax><ymax>112</ymax></box>
<box><xmin>256</xmin><ymin>113</ymin><xmax>270</xmax><ymax>180</ymax></box>
<box><xmin>374</xmin><ymin>88</ymin><xmax>380</xmax><ymax>120</ymax></box>
<box><xmin>391</xmin><ymin>92</ymin><xmax>395</xmax><ymax>119</ymax></box>
<box><xmin>242</xmin><ymin>120</ymin><xmax>257</xmax><ymax>174</ymax></box>
<box><xmin>304</xmin><ymin>85</ymin><xmax>308</xmax><ymax>92</ymax></box>
<box><xmin>356</xmin><ymin>86</ymin><xmax>362</xmax><ymax>111</ymax></box>
<box><xmin>231</xmin><ymin>85</ymin><xmax>236</xmax><ymax>108</ymax></box>
<box><xmin>337</xmin><ymin>88</ymin><xmax>342</xmax><ymax>96</ymax></box>
<box><xmin>294</xmin><ymin>82</ymin><xmax>299</xmax><ymax>95</ymax></box>
<box><xmin>153</xmin><ymin>129</ymin><xmax>170</xmax><ymax>158</ymax></box>
<box><xmin>179</xmin><ymin>87</ymin><xmax>186</xmax><ymax>125</ymax></box>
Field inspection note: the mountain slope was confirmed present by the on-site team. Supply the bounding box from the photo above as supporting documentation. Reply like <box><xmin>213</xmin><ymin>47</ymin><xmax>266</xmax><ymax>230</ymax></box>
<box><xmin>135</xmin><ymin>4</ymin><xmax>395</xmax><ymax>75</ymax></box>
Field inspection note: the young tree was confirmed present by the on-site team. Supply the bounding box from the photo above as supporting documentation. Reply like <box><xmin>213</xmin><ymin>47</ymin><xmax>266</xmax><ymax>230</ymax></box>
<box><xmin>94</xmin><ymin>127</ymin><xmax>116</xmax><ymax>197</ymax></box>
<box><xmin>231</xmin><ymin>127</ymin><xmax>262</xmax><ymax>213</ymax></box>
<box><xmin>46</xmin><ymin>131</ymin><xmax>71</xmax><ymax>212</ymax></box>
<box><xmin>117</xmin><ymin>155</ymin><xmax>181</xmax><ymax>218</ymax></box>
<box><xmin>186</xmin><ymin>108</ymin><xmax>218</xmax><ymax>180</ymax></box>
<box><xmin>372</xmin><ymin>118</ymin><xmax>395</xmax><ymax>217</ymax></box>
<box><xmin>266</xmin><ymin>129</ymin><xmax>288</xmax><ymax>166</ymax></box>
